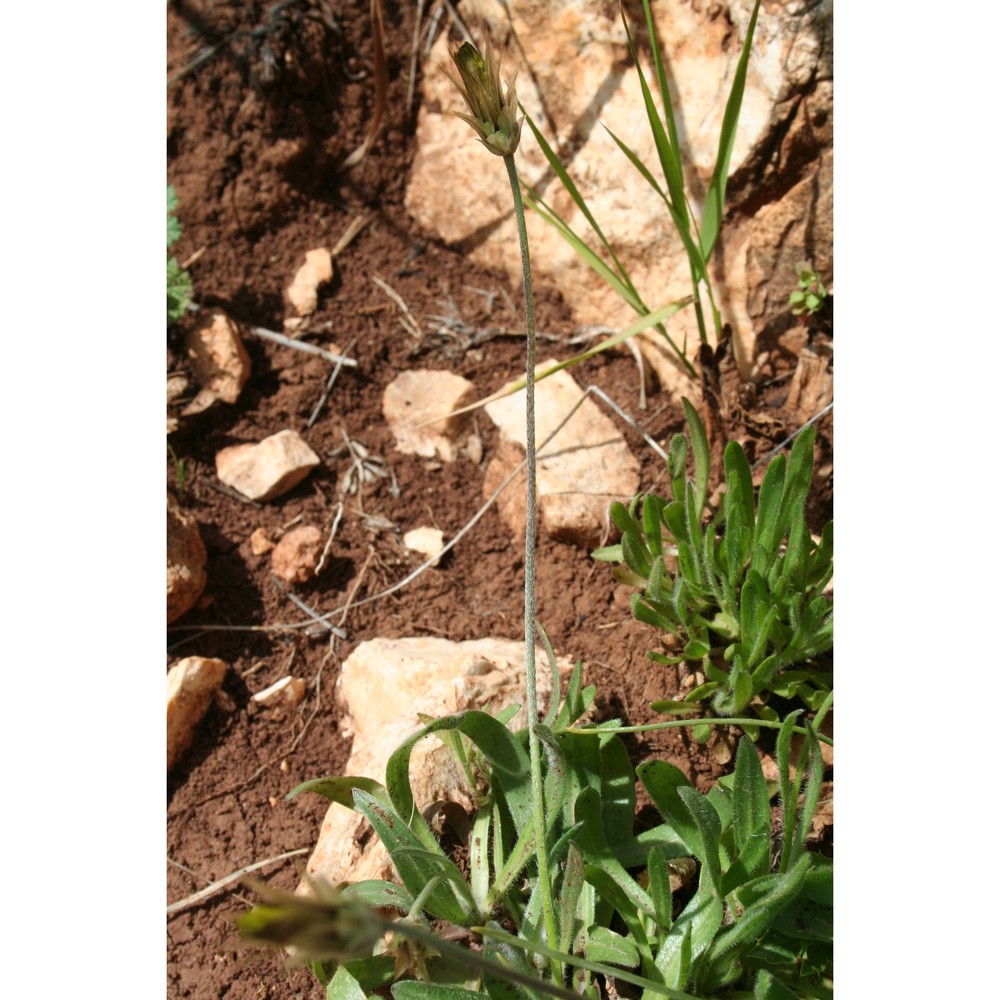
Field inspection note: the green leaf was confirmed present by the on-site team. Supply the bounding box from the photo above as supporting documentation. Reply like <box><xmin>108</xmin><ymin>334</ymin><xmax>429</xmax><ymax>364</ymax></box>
<box><xmin>649</xmin><ymin>699</ymin><xmax>703</xmax><ymax>715</ymax></box>
<box><xmin>393</xmin><ymin>985</ymin><xmax>489</xmax><ymax>1000</ymax></box>
<box><xmin>385</xmin><ymin>711</ymin><xmax>530</xmax><ymax>850</ymax></box>
<box><xmin>287</xmin><ymin>775</ymin><xmax>390</xmax><ymax>808</ymax></box>
<box><xmin>752</xmin><ymin>455</ymin><xmax>787</xmax><ymax>565</ymax></box>
<box><xmin>721</xmin><ymin>738</ymin><xmax>770</xmax><ymax>893</ymax></box>
<box><xmin>558</xmin><ymin>842</ymin><xmax>586</xmax><ymax>955</ymax></box>
<box><xmin>522</xmin><ymin>113</ymin><xmax>637</xmax><ymax>295</ymax></box>
<box><xmin>637</xmin><ymin>761</ymin><xmax>698</xmax><ymax>856</ymax></box>
<box><xmin>591</xmin><ymin>543</ymin><xmax>623</xmax><ymax>562</ymax></box>
<box><xmin>167</xmin><ymin>184</ymin><xmax>182</xmax><ymax>247</ymax></box>
<box><xmin>584</xmin><ymin>926</ymin><xmax>640</xmax><ymax>969</ymax></box>
<box><xmin>703</xmin><ymin>854</ymin><xmax>812</xmax><ymax>972</ymax></box>
<box><xmin>753</xmin><ymin>969</ymin><xmax>802</xmax><ymax>1000</ymax></box>
<box><xmin>575</xmin><ymin>787</ymin><xmax>656</xmax><ymax>920</ymax></box>
<box><xmin>681</xmin><ymin>399</ymin><xmax>711</xmax><ymax>520</ymax></box>
<box><xmin>327</xmin><ymin>965</ymin><xmax>368</xmax><ymax>1000</ymax></box>
<box><xmin>600</xmin><ymin>735</ymin><xmax>636</xmax><ymax>847</ymax></box>
<box><xmin>623</xmin><ymin>1</ymin><xmax>689</xmax><ymax>232</ymax></box>
<box><xmin>167</xmin><ymin>255</ymin><xmax>193</xmax><ymax>325</ymax></box>
<box><xmin>340</xmin><ymin>880</ymin><xmax>414</xmax><ymax>914</ymax></box>
<box><xmin>638</xmin><ymin>0</ymin><xmax>689</xmax><ymax>227</ymax></box>
<box><xmin>352</xmin><ymin>789</ymin><xmax>473</xmax><ymax>923</ymax></box>
<box><xmin>646</xmin><ymin>846</ymin><xmax>674</xmax><ymax>931</ymax></box>
<box><xmin>700</xmin><ymin>0</ymin><xmax>762</xmax><ymax>261</ymax></box>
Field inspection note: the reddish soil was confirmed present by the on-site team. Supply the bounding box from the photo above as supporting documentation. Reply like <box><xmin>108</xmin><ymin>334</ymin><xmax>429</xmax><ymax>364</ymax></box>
<box><xmin>166</xmin><ymin>3</ymin><xmax>832</xmax><ymax>998</ymax></box>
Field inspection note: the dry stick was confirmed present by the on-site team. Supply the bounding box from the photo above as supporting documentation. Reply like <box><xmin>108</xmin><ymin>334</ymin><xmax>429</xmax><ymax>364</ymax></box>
<box><xmin>286</xmin><ymin>592</ymin><xmax>348</xmax><ymax>638</ymax></box>
<box><xmin>169</xmin><ymin>384</ymin><xmax>669</xmax><ymax>636</ymax></box>
<box><xmin>307</xmin><ymin>337</ymin><xmax>358</xmax><ymax>427</ymax></box>
<box><xmin>343</xmin><ymin>0</ymin><xmax>387</xmax><ymax>168</ymax></box>
<box><xmin>167</xmin><ymin>849</ymin><xmax>309</xmax><ymax>917</ymax></box>
<box><xmin>331</xmin><ymin>215</ymin><xmax>373</xmax><ymax>257</ymax></box>
<box><xmin>753</xmin><ymin>400</ymin><xmax>834</xmax><ymax>469</ymax></box>
<box><xmin>406</xmin><ymin>0</ymin><xmax>426</xmax><ymax>113</ymax></box>
<box><xmin>248</xmin><ymin>326</ymin><xmax>359</xmax><ymax>367</ymax></box>
<box><xmin>315</xmin><ymin>500</ymin><xmax>345</xmax><ymax>575</ymax></box>
<box><xmin>372</xmin><ymin>274</ymin><xmax>423</xmax><ymax>340</ymax></box>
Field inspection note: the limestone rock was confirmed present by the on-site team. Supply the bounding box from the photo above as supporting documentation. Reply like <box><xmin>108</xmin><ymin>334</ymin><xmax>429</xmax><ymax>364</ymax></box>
<box><xmin>167</xmin><ymin>656</ymin><xmax>228</xmax><ymax>772</ymax></box>
<box><xmin>406</xmin><ymin>0</ymin><xmax>832</xmax><ymax>386</ymax></box>
<box><xmin>301</xmin><ymin>637</ymin><xmax>574</xmax><ymax>891</ymax></box>
<box><xmin>184</xmin><ymin>311</ymin><xmax>251</xmax><ymax>405</ymax></box>
<box><xmin>287</xmin><ymin>248</ymin><xmax>334</xmax><ymax>317</ymax></box>
<box><xmin>270</xmin><ymin>525</ymin><xmax>324</xmax><ymax>583</ymax></box>
<box><xmin>249</xmin><ymin>527</ymin><xmax>275</xmax><ymax>556</ymax></box>
<box><xmin>383</xmin><ymin>370</ymin><xmax>477</xmax><ymax>462</ymax></box>
<box><xmin>252</xmin><ymin>675</ymin><xmax>306</xmax><ymax>710</ymax></box>
<box><xmin>403</xmin><ymin>527</ymin><xmax>446</xmax><ymax>567</ymax></box>
<box><xmin>215</xmin><ymin>429</ymin><xmax>321</xmax><ymax>502</ymax></box>
<box><xmin>783</xmin><ymin>342</ymin><xmax>832</xmax><ymax>424</ymax></box>
<box><xmin>167</xmin><ymin>492</ymin><xmax>207</xmax><ymax>624</ymax></box>
<box><xmin>483</xmin><ymin>361</ymin><xmax>640</xmax><ymax>548</ymax></box>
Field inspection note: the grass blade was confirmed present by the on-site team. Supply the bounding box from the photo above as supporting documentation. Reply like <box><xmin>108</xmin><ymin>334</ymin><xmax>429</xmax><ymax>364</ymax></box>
<box><xmin>522</xmin><ymin>111</ymin><xmax>636</xmax><ymax>292</ymax></box>
<box><xmin>701</xmin><ymin>0</ymin><xmax>762</xmax><ymax>260</ymax></box>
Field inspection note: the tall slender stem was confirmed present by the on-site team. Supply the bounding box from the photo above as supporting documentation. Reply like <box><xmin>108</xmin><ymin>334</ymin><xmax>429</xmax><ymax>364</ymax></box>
<box><xmin>504</xmin><ymin>152</ymin><xmax>560</xmax><ymax>982</ymax></box>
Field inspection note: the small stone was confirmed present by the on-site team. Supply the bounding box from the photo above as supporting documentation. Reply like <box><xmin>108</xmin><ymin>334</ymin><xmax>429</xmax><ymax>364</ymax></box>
<box><xmin>253</xmin><ymin>675</ymin><xmax>307</xmax><ymax>709</ymax></box>
<box><xmin>383</xmin><ymin>370</ymin><xmax>477</xmax><ymax>462</ymax></box>
<box><xmin>483</xmin><ymin>361</ymin><xmax>640</xmax><ymax>548</ymax></box>
<box><xmin>167</xmin><ymin>493</ymin><xmax>207</xmax><ymax>624</ymax></box>
<box><xmin>216</xmin><ymin>429</ymin><xmax>321</xmax><ymax>502</ymax></box>
<box><xmin>250</xmin><ymin>528</ymin><xmax>275</xmax><ymax>556</ymax></box>
<box><xmin>403</xmin><ymin>527</ymin><xmax>446</xmax><ymax>566</ymax></box>
<box><xmin>167</xmin><ymin>656</ymin><xmax>228</xmax><ymax>772</ymax></box>
<box><xmin>271</xmin><ymin>525</ymin><xmax>324</xmax><ymax>583</ymax></box>
<box><xmin>287</xmin><ymin>248</ymin><xmax>334</xmax><ymax>317</ymax></box>
<box><xmin>184</xmin><ymin>311</ymin><xmax>252</xmax><ymax>404</ymax></box>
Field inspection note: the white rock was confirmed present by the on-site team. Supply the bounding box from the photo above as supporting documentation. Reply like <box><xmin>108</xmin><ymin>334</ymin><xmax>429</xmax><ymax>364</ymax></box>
<box><xmin>184</xmin><ymin>310</ymin><xmax>251</xmax><ymax>404</ymax></box>
<box><xmin>403</xmin><ymin>527</ymin><xmax>446</xmax><ymax>566</ymax></box>
<box><xmin>252</xmin><ymin>675</ymin><xmax>307</xmax><ymax>709</ymax></box>
<box><xmin>167</xmin><ymin>493</ymin><xmax>207</xmax><ymax>624</ymax></box>
<box><xmin>270</xmin><ymin>525</ymin><xmax>324</xmax><ymax>583</ymax></box>
<box><xmin>483</xmin><ymin>360</ymin><xmax>640</xmax><ymax>548</ymax></box>
<box><xmin>167</xmin><ymin>656</ymin><xmax>228</xmax><ymax>772</ymax></box>
<box><xmin>406</xmin><ymin>0</ymin><xmax>832</xmax><ymax>385</ymax></box>
<box><xmin>382</xmin><ymin>369</ymin><xmax>477</xmax><ymax>462</ymax></box>
<box><xmin>249</xmin><ymin>527</ymin><xmax>275</xmax><ymax>556</ymax></box>
<box><xmin>215</xmin><ymin>429</ymin><xmax>321</xmax><ymax>502</ymax></box>
<box><xmin>301</xmin><ymin>637</ymin><xmax>574</xmax><ymax>891</ymax></box>
<box><xmin>287</xmin><ymin>248</ymin><xmax>334</xmax><ymax>317</ymax></box>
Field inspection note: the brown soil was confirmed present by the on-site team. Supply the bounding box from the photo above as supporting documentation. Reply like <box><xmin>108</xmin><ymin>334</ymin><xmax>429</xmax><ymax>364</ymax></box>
<box><xmin>166</xmin><ymin>3</ymin><xmax>832</xmax><ymax>998</ymax></box>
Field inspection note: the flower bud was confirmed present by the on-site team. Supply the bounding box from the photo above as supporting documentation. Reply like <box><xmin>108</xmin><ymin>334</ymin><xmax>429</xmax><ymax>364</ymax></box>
<box><xmin>445</xmin><ymin>39</ymin><xmax>523</xmax><ymax>157</ymax></box>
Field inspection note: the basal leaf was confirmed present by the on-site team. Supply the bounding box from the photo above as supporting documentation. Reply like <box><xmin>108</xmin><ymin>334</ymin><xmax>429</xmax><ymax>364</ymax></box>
<box><xmin>353</xmin><ymin>789</ymin><xmax>472</xmax><ymax>924</ymax></box>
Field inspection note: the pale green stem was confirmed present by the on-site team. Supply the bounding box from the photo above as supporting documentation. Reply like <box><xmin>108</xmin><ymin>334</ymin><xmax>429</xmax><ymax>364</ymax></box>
<box><xmin>503</xmin><ymin>152</ymin><xmax>560</xmax><ymax>985</ymax></box>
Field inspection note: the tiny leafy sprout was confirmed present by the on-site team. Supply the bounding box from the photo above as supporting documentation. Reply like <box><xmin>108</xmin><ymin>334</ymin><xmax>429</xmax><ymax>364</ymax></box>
<box><xmin>788</xmin><ymin>260</ymin><xmax>827</xmax><ymax>319</ymax></box>
<box><xmin>444</xmin><ymin>39</ymin><xmax>522</xmax><ymax>157</ymax></box>
<box><xmin>167</xmin><ymin>184</ymin><xmax>193</xmax><ymax>326</ymax></box>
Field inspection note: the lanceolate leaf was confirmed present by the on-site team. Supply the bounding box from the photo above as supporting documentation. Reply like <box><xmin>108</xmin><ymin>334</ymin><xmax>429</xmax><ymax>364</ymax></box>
<box><xmin>385</xmin><ymin>711</ymin><xmax>530</xmax><ymax>851</ymax></box>
<box><xmin>700</xmin><ymin>0</ymin><xmax>762</xmax><ymax>261</ymax></box>
<box><xmin>681</xmin><ymin>398</ymin><xmax>710</xmax><ymax>518</ymax></box>
<box><xmin>352</xmin><ymin>789</ymin><xmax>473</xmax><ymax>924</ymax></box>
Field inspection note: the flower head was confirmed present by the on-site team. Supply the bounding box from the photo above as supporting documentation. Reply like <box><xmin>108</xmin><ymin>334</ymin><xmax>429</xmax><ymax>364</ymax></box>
<box><xmin>445</xmin><ymin>39</ymin><xmax>522</xmax><ymax>157</ymax></box>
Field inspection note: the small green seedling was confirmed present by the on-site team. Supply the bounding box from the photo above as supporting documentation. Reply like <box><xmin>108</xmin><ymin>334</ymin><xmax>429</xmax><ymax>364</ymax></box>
<box><xmin>788</xmin><ymin>261</ymin><xmax>827</xmax><ymax>320</ymax></box>
<box><xmin>594</xmin><ymin>399</ymin><xmax>832</xmax><ymax>722</ymax></box>
<box><xmin>168</xmin><ymin>184</ymin><xmax>193</xmax><ymax>326</ymax></box>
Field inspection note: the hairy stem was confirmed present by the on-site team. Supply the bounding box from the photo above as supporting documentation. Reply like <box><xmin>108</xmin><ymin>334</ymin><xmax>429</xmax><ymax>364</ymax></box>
<box><xmin>504</xmin><ymin>152</ymin><xmax>560</xmax><ymax>985</ymax></box>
